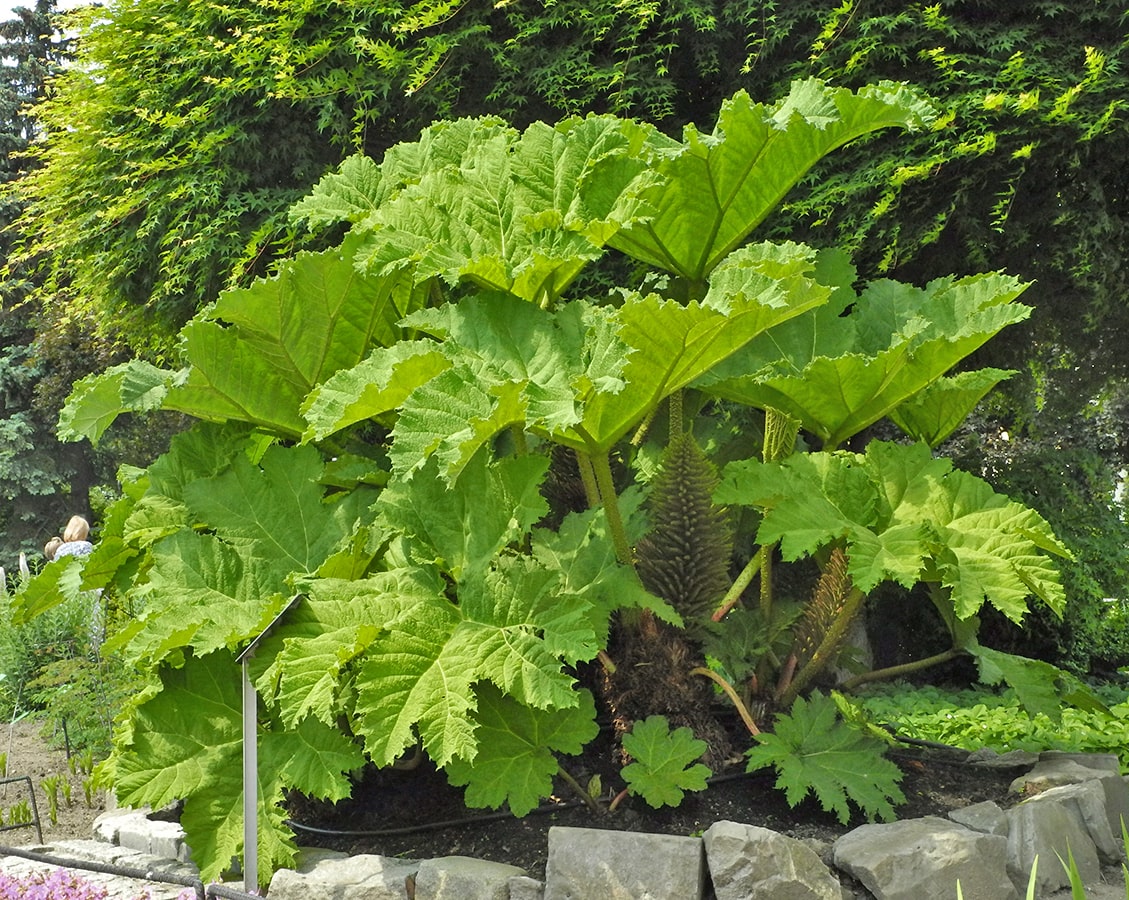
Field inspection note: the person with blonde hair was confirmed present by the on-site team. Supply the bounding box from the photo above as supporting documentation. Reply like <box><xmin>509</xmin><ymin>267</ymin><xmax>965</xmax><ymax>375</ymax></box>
<box><xmin>54</xmin><ymin>515</ymin><xmax>94</xmax><ymax>560</ymax></box>
<box><xmin>48</xmin><ymin>514</ymin><xmax>103</xmax><ymax>649</ymax></box>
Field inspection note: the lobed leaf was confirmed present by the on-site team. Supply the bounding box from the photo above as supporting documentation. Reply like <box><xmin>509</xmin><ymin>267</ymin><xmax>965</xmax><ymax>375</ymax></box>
<box><xmin>889</xmin><ymin>368</ymin><xmax>1016</xmax><ymax>447</ymax></box>
<box><xmin>58</xmin><ymin>360</ymin><xmax>181</xmax><ymax>445</ymax></box>
<box><xmin>718</xmin><ymin>441</ymin><xmax>1069</xmax><ymax>621</ymax></box>
<box><xmin>183</xmin><ymin>444</ymin><xmax>377</xmax><ymax>576</ymax></box>
<box><xmin>354</xmin><ymin>555</ymin><xmax>594</xmax><ymax>769</ymax></box>
<box><xmin>702</xmin><ymin>272</ymin><xmax>1031</xmax><ymax>448</ymax></box>
<box><xmin>248</xmin><ymin>583</ymin><xmax>387</xmax><ymax>729</ymax></box>
<box><xmin>388</xmin><ymin>295</ymin><xmax>630</xmax><ymax>480</ymax></box>
<box><xmin>609</xmin><ymin>80</ymin><xmax>935</xmax><ymax>283</ymax></box>
<box><xmin>445</xmin><ymin>684</ymin><xmax>599</xmax><ymax>816</ymax></box>
<box><xmin>166</xmin><ymin>234</ymin><xmax>411</xmax><ymax>438</ymax></box>
<box><xmin>621</xmin><ymin>715</ymin><xmax>712</xmax><ymax>809</ymax></box>
<box><xmin>354</xmin><ymin>115</ymin><xmax>657</xmax><ymax>305</ymax></box>
<box><xmin>745</xmin><ymin>691</ymin><xmax>905</xmax><ymax>825</ymax></box>
<box><xmin>301</xmin><ymin>343</ymin><xmax>451</xmax><ymax>442</ymax></box>
<box><xmin>113</xmin><ymin>652</ymin><xmax>363</xmax><ymax>885</ymax></box>
<box><xmin>532</xmin><ymin>491</ymin><xmax>682</xmax><ymax>642</ymax></box>
<box><xmin>126</xmin><ymin>531</ymin><xmax>287</xmax><ymax>662</ymax></box>
<box><xmin>378</xmin><ymin>451</ymin><xmax>549</xmax><ymax>581</ymax></box>
<box><xmin>568</xmin><ymin>241</ymin><xmax>832</xmax><ymax>452</ymax></box>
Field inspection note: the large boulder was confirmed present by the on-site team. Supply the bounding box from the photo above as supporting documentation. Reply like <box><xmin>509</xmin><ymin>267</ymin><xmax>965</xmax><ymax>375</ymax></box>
<box><xmin>833</xmin><ymin>816</ymin><xmax>1017</xmax><ymax>900</ymax></box>
<box><xmin>543</xmin><ymin>826</ymin><xmax>706</xmax><ymax>900</ymax></box>
<box><xmin>702</xmin><ymin>820</ymin><xmax>841</xmax><ymax>900</ymax></box>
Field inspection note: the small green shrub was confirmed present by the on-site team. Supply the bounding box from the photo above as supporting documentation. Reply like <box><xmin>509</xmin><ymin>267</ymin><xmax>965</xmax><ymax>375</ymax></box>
<box><xmin>0</xmin><ymin>584</ymin><xmax>92</xmax><ymax>717</ymax></box>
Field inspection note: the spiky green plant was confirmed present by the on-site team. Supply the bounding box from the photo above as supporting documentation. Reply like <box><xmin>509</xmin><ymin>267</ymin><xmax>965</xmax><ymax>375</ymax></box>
<box><xmin>635</xmin><ymin>429</ymin><xmax>733</xmax><ymax>632</ymax></box>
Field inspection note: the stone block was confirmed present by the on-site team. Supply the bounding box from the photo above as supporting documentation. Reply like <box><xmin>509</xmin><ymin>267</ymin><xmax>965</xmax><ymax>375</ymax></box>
<box><xmin>948</xmin><ymin>800</ymin><xmax>1009</xmax><ymax>836</ymax></box>
<box><xmin>965</xmin><ymin>748</ymin><xmax>1039</xmax><ymax>769</ymax></box>
<box><xmin>1012</xmin><ymin>752</ymin><xmax>1121</xmax><ymax>795</ymax></box>
<box><xmin>92</xmin><ymin>808</ymin><xmax>145</xmax><ymax>845</ymax></box>
<box><xmin>703</xmin><ymin>820</ymin><xmax>841</xmax><ymax>900</ymax></box>
<box><xmin>115</xmin><ymin>814</ymin><xmax>155</xmax><ymax>854</ymax></box>
<box><xmin>1006</xmin><ymin>793</ymin><xmax>1101</xmax><ymax>894</ymax></box>
<box><xmin>507</xmin><ymin>875</ymin><xmax>545</xmax><ymax>900</ymax></box>
<box><xmin>413</xmin><ymin>855</ymin><xmax>527</xmax><ymax>900</ymax></box>
<box><xmin>833</xmin><ymin>816</ymin><xmax>1017</xmax><ymax>900</ymax></box>
<box><xmin>268</xmin><ymin>852</ymin><xmax>420</xmax><ymax>900</ymax></box>
<box><xmin>1031</xmin><ymin>778</ymin><xmax>1128</xmax><ymax>863</ymax></box>
<box><xmin>146</xmin><ymin>819</ymin><xmax>186</xmax><ymax>861</ymax></box>
<box><xmin>544</xmin><ymin>826</ymin><xmax>706</xmax><ymax>900</ymax></box>
<box><xmin>1039</xmin><ymin>751</ymin><xmax>1121</xmax><ymax>775</ymax></box>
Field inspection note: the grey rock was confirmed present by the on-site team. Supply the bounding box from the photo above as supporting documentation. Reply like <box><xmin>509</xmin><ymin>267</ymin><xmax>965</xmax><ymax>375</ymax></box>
<box><xmin>1032</xmin><ymin>778</ymin><xmax>1128</xmax><ymax>863</ymax></box>
<box><xmin>1039</xmin><ymin>752</ymin><xmax>1122</xmax><ymax>775</ymax></box>
<box><xmin>507</xmin><ymin>874</ymin><xmax>545</xmax><ymax>900</ymax></box>
<box><xmin>1012</xmin><ymin>754</ymin><xmax>1121</xmax><ymax>795</ymax></box>
<box><xmin>268</xmin><ymin>852</ymin><xmax>420</xmax><ymax>900</ymax></box>
<box><xmin>948</xmin><ymin>800</ymin><xmax>1009</xmax><ymax>836</ymax></box>
<box><xmin>703</xmin><ymin>820</ymin><xmax>841</xmax><ymax>900</ymax></box>
<box><xmin>1006</xmin><ymin>793</ymin><xmax>1101</xmax><ymax>894</ymax></box>
<box><xmin>833</xmin><ymin>816</ymin><xmax>1017</xmax><ymax>900</ymax></box>
<box><xmin>544</xmin><ymin>826</ymin><xmax>705</xmax><ymax>900</ymax></box>
<box><xmin>965</xmin><ymin>748</ymin><xmax>1040</xmax><ymax>768</ymax></box>
<box><xmin>413</xmin><ymin>855</ymin><xmax>527</xmax><ymax>900</ymax></box>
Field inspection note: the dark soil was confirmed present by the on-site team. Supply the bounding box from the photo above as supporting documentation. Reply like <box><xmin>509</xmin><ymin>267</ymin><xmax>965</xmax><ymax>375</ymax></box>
<box><xmin>285</xmin><ymin>722</ymin><xmax>1024</xmax><ymax>884</ymax></box>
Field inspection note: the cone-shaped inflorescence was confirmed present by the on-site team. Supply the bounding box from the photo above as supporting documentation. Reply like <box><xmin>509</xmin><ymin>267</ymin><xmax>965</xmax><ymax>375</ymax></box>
<box><xmin>636</xmin><ymin>430</ymin><xmax>733</xmax><ymax>632</ymax></box>
<box><xmin>790</xmin><ymin>544</ymin><xmax>853</xmax><ymax>671</ymax></box>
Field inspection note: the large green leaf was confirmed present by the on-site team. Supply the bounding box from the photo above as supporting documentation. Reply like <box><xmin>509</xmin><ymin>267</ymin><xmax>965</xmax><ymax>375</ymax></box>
<box><xmin>252</xmin><ymin>574</ymin><xmax>436</xmax><ymax>729</ymax></box>
<box><xmin>118</xmin><ymin>444</ymin><xmax>377</xmax><ymax>665</ymax></box>
<box><xmin>125</xmin><ymin>531</ymin><xmax>288</xmax><ymax>663</ymax></box>
<box><xmin>445</xmin><ymin>684</ymin><xmax>599</xmax><ymax>816</ymax></box>
<box><xmin>113</xmin><ymin>651</ymin><xmax>363</xmax><ymax>886</ymax></box>
<box><xmin>888</xmin><ymin>368</ymin><xmax>1015</xmax><ymax>447</ymax></box>
<box><xmin>718</xmin><ymin>441</ymin><xmax>1070</xmax><ymax>622</ymax></box>
<box><xmin>702</xmin><ymin>273</ymin><xmax>1031</xmax><ymax>447</ymax></box>
<box><xmin>58</xmin><ymin>360</ymin><xmax>182</xmax><ymax>445</ymax></box>
<box><xmin>745</xmin><ymin>691</ymin><xmax>905</xmax><ymax>825</ymax></box>
<box><xmin>531</xmin><ymin>491</ymin><xmax>681</xmax><ymax>641</ymax></box>
<box><xmin>384</xmin><ymin>295</ymin><xmax>629</xmax><ymax>479</ymax></box>
<box><xmin>564</xmin><ymin>241</ymin><xmax>832</xmax><ymax>452</ymax></box>
<box><xmin>354</xmin><ymin>554</ymin><xmax>595</xmax><ymax>769</ymax></box>
<box><xmin>291</xmin><ymin>117</ymin><xmax>516</xmax><ymax>230</ymax></box>
<box><xmin>377</xmin><ymin>452</ymin><xmax>549</xmax><ymax>581</ymax></box>
<box><xmin>9</xmin><ymin>554</ymin><xmax>87</xmax><ymax>622</ymax></box>
<box><xmin>608</xmin><ymin>80</ymin><xmax>934</xmax><ymax>284</ymax></box>
<box><xmin>621</xmin><ymin>715</ymin><xmax>712</xmax><ymax>809</ymax></box>
<box><xmin>301</xmin><ymin>343</ymin><xmax>452</xmax><ymax>441</ymax></box>
<box><xmin>354</xmin><ymin>115</ymin><xmax>660</xmax><ymax>306</ymax></box>
<box><xmin>164</xmin><ymin>234</ymin><xmax>412</xmax><ymax>438</ymax></box>
<box><xmin>184</xmin><ymin>444</ymin><xmax>376</xmax><ymax>574</ymax></box>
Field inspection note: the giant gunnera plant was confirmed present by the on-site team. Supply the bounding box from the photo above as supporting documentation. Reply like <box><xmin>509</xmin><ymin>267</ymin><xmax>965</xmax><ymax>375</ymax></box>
<box><xmin>18</xmin><ymin>80</ymin><xmax>1083</xmax><ymax>886</ymax></box>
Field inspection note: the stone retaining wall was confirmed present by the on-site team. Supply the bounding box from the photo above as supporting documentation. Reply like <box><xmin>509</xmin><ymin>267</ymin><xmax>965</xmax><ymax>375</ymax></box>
<box><xmin>77</xmin><ymin>750</ymin><xmax>1129</xmax><ymax>899</ymax></box>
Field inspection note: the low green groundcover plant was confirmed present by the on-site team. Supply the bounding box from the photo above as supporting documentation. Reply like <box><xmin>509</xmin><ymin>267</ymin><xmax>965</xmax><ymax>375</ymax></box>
<box><xmin>859</xmin><ymin>682</ymin><xmax>1129</xmax><ymax>769</ymax></box>
<box><xmin>13</xmin><ymin>79</ymin><xmax>1099</xmax><ymax>886</ymax></box>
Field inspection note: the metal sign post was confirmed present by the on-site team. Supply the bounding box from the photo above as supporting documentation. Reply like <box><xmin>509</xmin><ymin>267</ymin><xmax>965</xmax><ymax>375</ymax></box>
<box><xmin>235</xmin><ymin>594</ymin><xmax>302</xmax><ymax>895</ymax></box>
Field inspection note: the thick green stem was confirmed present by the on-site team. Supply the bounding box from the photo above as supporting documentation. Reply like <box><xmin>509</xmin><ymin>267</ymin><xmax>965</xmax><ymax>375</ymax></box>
<box><xmin>840</xmin><ymin>649</ymin><xmax>964</xmax><ymax>691</ymax></box>
<box><xmin>630</xmin><ymin>405</ymin><xmax>658</xmax><ymax>447</ymax></box>
<box><xmin>668</xmin><ymin>391</ymin><xmax>683</xmax><ymax>441</ymax></box>
<box><xmin>588</xmin><ymin>445</ymin><xmax>634</xmax><ymax>567</ymax></box>
<box><xmin>711</xmin><ymin>552</ymin><xmax>763</xmax><ymax>622</ymax></box>
<box><xmin>689</xmin><ymin>667</ymin><xmax>760</xmax><ymax>735</ymax></box>
<box><xmin>574</xmin><ymin>449</ymin><xmax>601</xmax><ymax>510</ymax></box>
<box><xmin>758</xmin><ymin>546</ymin><xmax>773</xmax><ymax>620</ymax></box>
<box><xmin>777</xmin><ymin>586</ymin><xmax>865</xmax><ymax>707</ymax></box>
